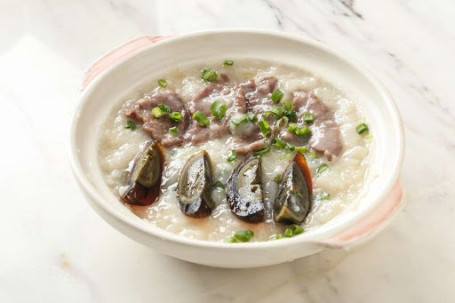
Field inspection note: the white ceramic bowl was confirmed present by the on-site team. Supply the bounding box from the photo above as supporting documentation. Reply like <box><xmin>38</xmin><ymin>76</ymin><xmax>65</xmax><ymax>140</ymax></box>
<box><xmin>70</xmin><ymin>30</ymin><xmax>405</xmax><ymax>268</ymax></box>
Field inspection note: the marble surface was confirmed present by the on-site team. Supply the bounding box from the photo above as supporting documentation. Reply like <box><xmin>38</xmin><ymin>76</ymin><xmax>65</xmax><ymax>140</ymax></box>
<box><xmin>1</xmin><ymin>0</ymin><xmax>454</xmax><ymax>302</ymax></box>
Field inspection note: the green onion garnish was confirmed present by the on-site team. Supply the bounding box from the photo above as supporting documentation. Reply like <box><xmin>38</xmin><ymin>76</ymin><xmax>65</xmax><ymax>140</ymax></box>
<box><xmin>267</xmin><ymin>105</ymin><xmax>284</xmax><ymax>118</ymax></box>
<box><xmin>294</xmin><ymin>146</ymin><xmax>308</xmax><ymax>153</ymax></box>
<box><xmin>286</xmin><ymin>143</ymin><xmax>295</xmax><ymax>151</ymax></box>
<box><xmin>284</xmin><ymin>228</ymin><xmax>293</xmax><ymax>237</ymax></box>
<box><xmin>229</xmin><ymin>230</ymin><xmax>254</xmax><ymax>243</ymax></box>
<box><xmin>275</xmin><ymin>116</ymin><xmax>289</xmax><ymax>130</ymax></box>
<box><xmin>271</xmin><ymin>89</ymin><xmax>284</xmax><ymax>103</ymax></box>
<box><xmin>258</xmin><ymin>119</ymin><xmax>271</xmax><ymax>136</ymax></box>
<box><xmin>158</xmin><ymin>79</ymin><xmax>168</xmax><ymax>88</ymax></box>
<box><xmin>158</xmin><ymin>104</ymin><xmax>172</xmax><ymax>113</ymax></box>
<box><xmin>170</xmin><ymin>111</ymin><xmax>183</xmax><ymax>123</ymax></box>
<box><xmin>193</xmin><ymin>111</ymin><xmax>210</xmax><ymax>127</ymax></box>
<box><xmin>151</xmin><ymin>107</ymin><xmax>167</xmax><ymax>118</ymax></box>
<box><xmin>287</xmin><ymin>123</ymin><xmax>311</xmax><ymax>137</ymax></box>
<box><xmin>317</xmin><ymin>192</ymin><xmax>331</xmax><ymax>201</ymax></box>
<box><xmin>273</xmin><ymin>174</ymin><xmax>282</xmax><ymax>183</ymax></box>
<box><xmin>308</xmin><ymin>149</ymin><xmax>318</xmax><ymax>159</ymax></box>
<box><xmin>292</xmin><ymin>224</ymin><xmax>304</xmax><ymax>235</ymax></box>
<box><xmin>169</xmin><ymin>126</ymin><xmax>178</xmax><ymax>135</ymax></box>
<box><xmin>272</xmin><ymin>138</ymin><xmax>295</xmax><ymax>151</ymax></box>
<box><xmin>253</xmin><ymin>146</ymin><xmax>271</xmax><ymax>158</ymax></box>
<box><xmin>223</xmin><ymin>60</ymin><xmax>234</xmax><ymax>66</ymax></box>
<box><xmin>213</xmin><ymin>180</ymin><xmax>225</xmax><ymax>189</ymax></box>
<box><xmin>124</xmin><ymin>120</ymin><xmax>136</xmax><ymax>130</ymax></box>
<box><xmin>283</xmin><ymin>224</ymin><xmax>305</xmax><ymax>238</ymax></box>
<box><xmin>282</xmin><ymin>101</ymin><xmax>297</xmax><ymax>122</ymax></box>
<box><xmin>316</xmin><ymin>163</ymin><xmax>329</xmax><ymax>175</ymax></box>
<box><xmin>288</xmin><ymin>123</ymin><xmax>297</xmax><ymax>133</ymax></box>
<box><xmin>303</xmin><ymin>112</ymin><xmax>314</xmax><ymax>123</ymax></box>
<box><xmin>227</xmin><ymin>150</ymin><xmax>238</xmax><ymax>162</ymax></box>
<box><xmin>295</xmin><ymin>126</ymin><xmax>311</xmax><ymax>137</ymax></box>
<box><xmin>356</xmin><ymin>123</ymin><xmax>369</xmax><ymax>134</ymax></box>
<box><xmin>275</xmin><ymin>233</ymin><xmax>284</xmax><ymax>239</ymax></box>
<box><xmin>201</xmin><ymin>68</ymin><xmax>218</xmax><ymax>82</ymax></box>
<box><xmin>152</xmin><ymin>104</ymin><xmax>172</xmax><ymax>118</ymax></box>
<box><xmin>230</xmin><ymin>114</ymin><xmax>248</xmax><ymax>126</ymax></box>
<box><xmin>230</xmin><ymin>113</ymin><xmax>256</xmax><ymax>127</ymax></box>
<box><xmin>272</xmin><ymin>137</ymin><xmax>287</xmax><ymax>149</ymax></box>
<box><xmin>282</xmin><ymin>101</ymin><xmax>293</xmax><ymax>111</ymax></box>
<box><xmin>210</xmin><ymin>100</ymin><xmax>227</xmax><ymax>120</ymax></box>
<box><xmin>246</xmin><ymin>113</ymin><xmax>257</xmax><ymax>122</ymax></box>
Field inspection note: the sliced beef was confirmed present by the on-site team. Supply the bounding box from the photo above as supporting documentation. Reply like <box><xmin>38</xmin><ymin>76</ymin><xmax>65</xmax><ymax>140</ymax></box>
<box><xmin>184</xmin><ymin>83</ymin><xmax>246</xmax><ymax>145</ymax></box>
<box><xmin>278</xmin><ymin>129</ymin><xmax>307</xmax><ymax>146</ymax></box>
<box><xmin>291</xmin><ymin>91</ymin><xmax>343</xmax><ymax>160</ymax></box>
<box><xmin>244</xmin><ymin>77</ymin><xmax>277</xmax><ymax>115</ymax></box>
<box><xmin>124</xmin><ymin>90</ymin><xmax>189</xmax><ymax>147</ymax></box>
<box><xmin>228</xmin><ymin>77</ymin><xmax>278</xmax><ymax>154</ymax></box>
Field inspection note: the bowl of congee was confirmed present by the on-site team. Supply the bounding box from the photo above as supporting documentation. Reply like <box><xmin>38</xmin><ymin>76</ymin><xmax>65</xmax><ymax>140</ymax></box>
<box><xmin>70</xmin><ymin>30</ymin><xmax>404</xmax><ymax>268</ymax></box>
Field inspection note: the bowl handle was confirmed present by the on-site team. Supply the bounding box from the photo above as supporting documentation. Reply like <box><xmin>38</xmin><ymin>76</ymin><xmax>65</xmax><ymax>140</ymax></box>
<box><xmin>316</xmin><ymin>179</ymin><xmax>404</xmax><ymax>249</ymax></box>
<box><xmin>81</xmin><ymin>35</ymin><xmax>167</xmax><ymax>91</ymax></box>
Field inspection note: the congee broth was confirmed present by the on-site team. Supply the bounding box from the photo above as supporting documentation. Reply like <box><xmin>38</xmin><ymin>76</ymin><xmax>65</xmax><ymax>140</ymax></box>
<box><xmin>98</xmin><ymin>59</ymin><xmax>372</xmax><ymax>242</ymax></box>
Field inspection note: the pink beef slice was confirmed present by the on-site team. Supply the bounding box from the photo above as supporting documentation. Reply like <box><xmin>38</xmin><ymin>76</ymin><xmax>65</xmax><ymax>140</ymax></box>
<box><xmin>184</xmin><ymin>82</ymin><xmax>247</xmax><ymax>145</ymax></box>
<box><xmin>124</xmin><ymin>90</ymin><xmax>189</xmax><ymax>147</ymax></box>
<box><xmin>228</xmin><ymin>77</ymin><xmax>278</xmax><ymax>154</ymax></box>
<box><xmin>244</xmin><ymin>76</ymin><xmax>278</xmax><ymax>114</ymax></box>
<box><xmin>292</xmin><ymin>91</ymin><xmax>343</xmax><ymax>160</ymax></box>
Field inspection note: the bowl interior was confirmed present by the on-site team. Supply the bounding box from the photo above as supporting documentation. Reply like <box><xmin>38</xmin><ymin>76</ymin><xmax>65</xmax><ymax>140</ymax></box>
<box><xmin>71</xmin><ymin>30</ymin><xmax>403</xmax><ymax>246</ymax></box>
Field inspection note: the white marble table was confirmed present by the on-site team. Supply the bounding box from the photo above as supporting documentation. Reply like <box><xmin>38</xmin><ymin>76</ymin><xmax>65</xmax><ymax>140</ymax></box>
<box><xmin>1</xmin><ymin>0</ymin><xmax>454</xmax><ymax>302</ymax></box>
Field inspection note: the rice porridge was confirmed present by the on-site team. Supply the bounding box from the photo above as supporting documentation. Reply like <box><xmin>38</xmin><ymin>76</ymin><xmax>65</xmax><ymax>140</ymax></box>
<box><xmin>98</xmin><ymin>59</ymin><xmax>372</xmax><ymax>243</ymax></box>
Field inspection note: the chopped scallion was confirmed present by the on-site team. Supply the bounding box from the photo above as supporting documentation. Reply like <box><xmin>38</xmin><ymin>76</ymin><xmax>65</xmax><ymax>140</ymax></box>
<box><xmin>230</xmin><ymin>114</ymin><xmax>248</xmax><ymax>126</ymax></box>
<box><xmin>223</xmin><ymin>60</ymin><xmax>234</xmax><ymax>66</ymax></box>
<box><xmin>210</xmin><ymin>100</ymin><xmax>227</xmax><ymax>120</ymax></box>
<box><xmin>170</xmin><ymin>111</ymin><xmax>183</xmax><ymax>123</ymax></box>
<box><xmin>267</xmin><ymin>105</ymin><xmax>284</xmax><ymax>118</ymax></box>
<box><xmin>151</xmin><ymin>107</ymin><xmax>167</xmax><ymax>118</ymax></box>
<box><xmin>272</xmin><ymin>138</ymin><xmax>295</xmax><ymax>151</ymax></box>
<box><xmin>193</xmin><ymin>111</ymin><xmax>210</xmax><ymax>127</ymax></box>
<box><xmin>271</xmin><ymin>88</ymin><xmax>284</xmax><ymax>103</ymax></box>
<box><xmin>356</xmin><ymin>123</ymin><xmax>369</xmax><ymax>134</ymax></box>
<box><xmin>201</xmin><ymin>68</ymin><xmax>218</xmax><ymax>82</ymax></box>
<box><xmin>229</xmin><ymin>230</ymin><xmax>254</xmax><ymax>243</ymax></box>
<box><xmin>294</xmin><ymin>146</ymin><xmax>308</xmax><ymax>153</ymax></box>
<box><xmin>258</xmin><ymin>119</ymin><xmax>271</xmax><ymax>136</ymax></box>
<box><xmin>246</xmin><ymin>112</ymin><xmax>257</xmax><ymax>122</ymax></box>
<box><xmin>288</xmin><ymin>123</ymin><xmax>297</xmax><ymax>133</ymax></box>
<box><xmin>157</xmin><ymin>79</ymin><xmax>168</xmax><ymax>88</ymax></box>
<box><xmin>213</xmin><ymin>180</ymin><xmax>225</xmax><ymax>189</ymax></box>
<box><xmin>253</xmin><ymin>146</ymin><xmax>271</xmax><ymax>158</ymax></box>
<box><xmin>273</xmin><ymin>174</ymin><xmax>282</xmax><ymax>183</ymax></box>
<box><xmin>124</xmin><ymin>120</ymin><xmax>136</xmax><ymax>130</ymax></box>
<box><xmin>169</xmin><ymin>126</ymin><xmax>178</xmax><ymax>135</ymax></box>
<box><xmin>316</xmin><ymin>163</ymin><xmax>329</xmax><ymax>175</ymax></box>
<box><xmin>275</xmin><ymin>116</ymin><xmax>289</xmax><ymax>130</ymax></box>
<box><xmin>283</xmin><ymin>224</ymin><xmax>305</xmax><ymax>238</ymax></box>
<box><xmin>308</xmin><ymin>149</ymin><xmax>318</xmax><ymax>159</ymax></box>
<box><xmin>282</xmin><ymin>101</ymin><xmax>293</xmax><ymax>111</ymax></box>
<box><xmin>158</xmin><ymin>104</ymin><xmax>172</xmax><ymax>113</ymax></box>
<box><xmin>284</xmin><ymin>228</ymin><xmax>294</xmax><ymax>237</ymax></box>
<box><xmin>292</xmin><ymin>224</ymin><xmax>304</xmax><ymax>235</ymax></box>
<box><xmin>317</xmin><ymin>192</ymin><xmax>331</xmax><ymax>201</ymax></box>
<box><xmin>295</xmin><ymin>126</ymin><xmax>311</xmax><ymax>137</ymax></box>
<box><xmin>227</xmin><ymin>150</ymin><xmax>237</xmax><ymax>162</ymax></box>
<box><xmin>272</xmin><ymin>137</ymin><xmax>287</xmax><ymax>149</ymax></box>
<box><xmin>303</xmin><ymin>112</ymin><xmax>314</xmax><ymax>123</ymax></box>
